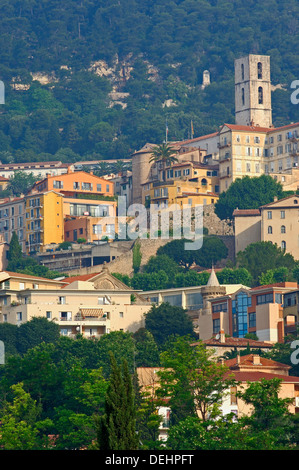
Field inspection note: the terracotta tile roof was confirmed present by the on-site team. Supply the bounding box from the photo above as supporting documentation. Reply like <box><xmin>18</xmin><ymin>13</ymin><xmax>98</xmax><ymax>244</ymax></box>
<box><xmin>250</xmin><ymin>282</ymin><xmax>298</xmax><ymax>291</ymax></box>
<box><xmin>268</xmin><ymin>121</ymin><xmax>299</xmax><ymax>132</ymax></box>
<box><xmin>222</xmin><ymin>123</ymin><xmax>273</xmax><ymax>133</ymax></box>
<box><xmin>226</xmin><ymin>370</ymin><xmax>299</xmax><ymax>383</ymax></box>
<box><xmin>61</xmin><ymin>273</ymin><xmax>101</xmax><ymax>284</ymax></box>
<box><xmin>174</xmin><ymin>132</ymin><xmax>219</xmax><ymax>145</ymax></box>
<box><xmin>224</xmin><ymin>354</ymin><xmax>289</xmax><ymax>370</ymax></box>
<box><xmin>233</xmin><ymin>209</ymin><xmax>261</xmax><ymax>216</ymax></box>
<box><xmin>199</xmin><ymin>337</ymin><xmax>273</xmax><ymax>349</ymax></box>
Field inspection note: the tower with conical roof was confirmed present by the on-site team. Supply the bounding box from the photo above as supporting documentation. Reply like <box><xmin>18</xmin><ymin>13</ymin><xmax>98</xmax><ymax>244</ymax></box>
<box><xmin>200</xmin><ymin>267</ymin><xmax>226</xmax><ymax>316</ymax></box>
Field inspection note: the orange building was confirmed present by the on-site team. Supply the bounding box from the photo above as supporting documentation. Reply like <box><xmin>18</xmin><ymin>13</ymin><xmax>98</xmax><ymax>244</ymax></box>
<box><xmin>30</xmin><ymin>169</ymin><xmax>114</xmax><ymax>199</ymax></box>
<box><xmin>64</xmin><ymin>213</ymin><xmax>117</xmax><ymax>243</ymax></box>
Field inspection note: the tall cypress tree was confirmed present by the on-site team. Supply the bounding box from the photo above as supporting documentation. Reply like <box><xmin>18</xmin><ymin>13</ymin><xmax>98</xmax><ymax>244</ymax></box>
<box><xmin>8</xmin><ymin>231</ymin><xmax>23</xmax><ymax>264</ymax></box>
<box><xmin>97</xmin><ymin>353</ymin><xmax>139</xmax><ymax>450</ymax></box>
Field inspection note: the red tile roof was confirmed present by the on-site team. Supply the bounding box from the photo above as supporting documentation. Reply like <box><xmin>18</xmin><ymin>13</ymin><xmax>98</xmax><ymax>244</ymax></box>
<box><xmin>233</xmin><ymin>209</ymin><xmax>261</xmax><ymax>216</ymax></box>
<box><xmin>250</xmin><ymin>282</ymin><xmax>298</xmax><ymax>291</ymax></box>
<box><xmin>200</xmin><ymin>337</ymin><xmax>273</xmax><ymax>349</ymax></box>
<box><xmin>222</xmin><ymin>123</ymin><xmax>273</xmax><ymax>133</ymax></box>
<box><xmin>225</xmin><ymin>354</ymin><xmax>289</xmax><ymax>370</ymax></box>
<box><xmin>61</xmin><ymin>273</ymin><xmax>101</xmax><ymax>284</ymax></box>
<box><xmin>227</xmin><ymin>370</ymin><xmax>299</xmax><ymax>383</ymax></box>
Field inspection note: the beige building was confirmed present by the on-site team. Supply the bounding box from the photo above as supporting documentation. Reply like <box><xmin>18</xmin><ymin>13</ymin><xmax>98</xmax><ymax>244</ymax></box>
<box><xmin>0</xmin><ymin>161</ymin><xmax>74</xmax><ymax>179</ymax></box>
<box><xmin>234</xmin><ymin>195</ymin><xmax>299</xmax><ymax>258</ymax></box>
<box><xmin>0</xmin><ymin>197</ymin><xmax>26</xmax><ymax>251</ymax></box>
<box><xmin>0</xmin><ymin>267</ymin><xmax>151</xmax><ymax>338</ymax></box>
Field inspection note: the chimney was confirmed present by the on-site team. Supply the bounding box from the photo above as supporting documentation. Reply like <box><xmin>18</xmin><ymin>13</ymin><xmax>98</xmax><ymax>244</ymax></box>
<box><xmin>273</xmin><ymin>196</ymin><xmax>278</xmax><ymax>202</ymax></box>
<box><xmin>252</xmin><ymin>355</ymin><xmax>261</xmax><ymax>365</ymax></box>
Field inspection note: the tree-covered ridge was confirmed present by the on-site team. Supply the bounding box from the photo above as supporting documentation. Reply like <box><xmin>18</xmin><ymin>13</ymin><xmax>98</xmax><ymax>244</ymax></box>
<box><xmin>0</xmin><ymin>0</ymin><xmax>298</xmax><ymax>163</ymax></box>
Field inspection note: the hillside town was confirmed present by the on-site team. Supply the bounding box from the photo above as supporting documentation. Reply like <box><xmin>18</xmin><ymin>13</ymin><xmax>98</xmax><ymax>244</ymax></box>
<box><xmin>0</xmin><ymin>53</ymin><xmax>299</xmax><ymax>451</ymax></box>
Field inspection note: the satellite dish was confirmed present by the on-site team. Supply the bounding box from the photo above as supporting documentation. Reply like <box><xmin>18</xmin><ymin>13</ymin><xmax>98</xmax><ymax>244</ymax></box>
<box><xmin>215</xmin><ymin>334</ymin><xmax>220</xmax><ymax>340</ymax></box>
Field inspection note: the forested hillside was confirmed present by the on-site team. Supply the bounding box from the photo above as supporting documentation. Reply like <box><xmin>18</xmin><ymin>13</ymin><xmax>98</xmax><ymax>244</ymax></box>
<box><xmin>0</xmin><ymin>0</ymin><xmax>298</xmax><ymax>163</ymax></box>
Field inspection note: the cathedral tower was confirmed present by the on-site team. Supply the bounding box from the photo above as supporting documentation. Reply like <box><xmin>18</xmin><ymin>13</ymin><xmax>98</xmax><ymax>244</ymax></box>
<box><xmin>235</xmin><ymin>54</ymin><xmax>272</xmax><ymax>128</ymax></box>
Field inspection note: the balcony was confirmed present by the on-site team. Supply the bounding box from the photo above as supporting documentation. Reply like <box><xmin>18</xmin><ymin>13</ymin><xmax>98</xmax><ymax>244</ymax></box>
<box><xmin>218</xmin><ymin>142</ymin><xmax>231</xmax><ymax>149</ymax></box>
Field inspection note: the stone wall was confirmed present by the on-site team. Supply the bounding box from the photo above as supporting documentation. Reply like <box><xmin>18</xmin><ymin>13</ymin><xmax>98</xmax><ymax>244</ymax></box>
<box><xmin>203</xmin><ymin>204</ymin><xmax>234</xmax><ymax>236</ymax></box>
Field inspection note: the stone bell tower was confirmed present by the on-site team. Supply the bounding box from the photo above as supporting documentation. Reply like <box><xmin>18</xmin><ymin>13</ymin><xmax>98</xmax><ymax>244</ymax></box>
<box><xmin>235</xmin><ymin>54</ymin><xmax>272</xmax><ymax>128</ymax></box>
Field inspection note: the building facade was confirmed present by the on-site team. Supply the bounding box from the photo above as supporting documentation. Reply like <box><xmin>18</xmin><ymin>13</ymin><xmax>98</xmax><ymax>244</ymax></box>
<box><xmin>234</xmin><ymin>195</ymin><xmax>299</xmax><ymax>258</ymax></box>
<box><xmin>206</xmin><ymin>282</ymin><xmax>298</xmax><ymax>344</ymax></box>
<box><xmin>0</xmin><ymin>268</ymin><xmax>151</xmax><ymax>338</ymax></box>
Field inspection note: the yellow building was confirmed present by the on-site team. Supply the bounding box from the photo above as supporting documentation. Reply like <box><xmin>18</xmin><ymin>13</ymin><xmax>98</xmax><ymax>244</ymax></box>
<box><xmin>25</xmin><ymin>190</ymin><xmax>64</xmax><ymax>253</ymax></box>
<box><xmin>141</xmin><ymin>161</ymin><xmax>219</xmax><ymax>209</ymax></box>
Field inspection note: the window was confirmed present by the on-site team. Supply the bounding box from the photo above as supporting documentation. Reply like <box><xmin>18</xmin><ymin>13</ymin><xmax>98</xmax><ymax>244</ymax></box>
<box><xmin>97</xmin><ymin>184</ymin><xmax>102</xmax><ymax>192</ymax></box>
<box><xmin>280</xmin><ymin>210</ymin><xmax>285</xmax><ymax>219</ymax></box>
<box><xmin>241</xmin><ymin>63</ymin><xmax>244</xmax><ymax>80</ymax></box>
<box><xmin>242</xmin><ymin>88</ymin><xmax>245</xmax><ymax>105</ymax></box>
<box><xmin>281</xmin><ymin>240</ymin><xmax>286</xmax><ymax>251</ymax></box>
<box><xmin>53</xmin><ymin>180</ymin><xmax>63</xmax><ymax>189</ymax></box>
<box><xmin>106</xmin><ymin>184</ymin><xmax>110</xmax><ymax>192</ymax></box>
<box><xmin>256</xmin><ymin>293</ymin><xmax>273</xmax><ymax>305</ymax></box>
<box><xmin>82</xmin><ymin>182</ymin><xmax>92</xmax><ymax>191</ymax></box>
<box><xmin>281</xmin><ymin>225</ymin><xmax>286</xmax><ymax>234</ymax></box>
<box><xmin>213</xmin><ymin>318</ymin><xmax>220</xmax><ymax>334</ymax></box>
<box><xmin>230</xmin><ymin>386</ymin><xmax>238</xmax><ymax>405</ymax></box>
<box><xmin>267</xmin><ymin>211</ymin><xmax>272</xmax><ymax>219</ymax></box>
<box><xmin>58</xmin><ymin>296</ymin><xmax>66</xmax><ymax>305</ymax></box>
<box><xmin>258</xmin><ymin>86</ymin><xmax>263</xmax><ymax>104</ymax></box>
<box><xmin>46</xmin><ymin>311</ymin><xmax>52</xmax><ymax>319</ymax></box>
<box><xmin>60</xmin><ymin>311</ymin><xmax>72</xmax><ymax>321</ymax></box>
<box><xmin>268</xmin><ymin>226</ymin><xmax>272</xmax><ymax>234</ymax></box>
<box><xmin>257</xmin><ymin>62</ymin><xmax>262</xmax><ymax>79</ymax></box>
<box><xmin>212</xmin><ymin>302</ymin><xmax>228</xmax><ymax>313</ymax></box>
<box><xmin>275</xmin><ymin>293</ymin><xmax>283</xmax><ymax>305</ymax></box>
<box><xmin>248</xmin><ymin>312</ymin><xmax>256</xmax><ymax>328</ymax></box>
<box><xmin>16</xmin><ymin>312</ymin><xmax>22</xmax><ymax>322</ymax></box>
<box><xmin>19</xmin><ymin>282</ymin><xmax>25</xmax><ymax>290</ymax></box>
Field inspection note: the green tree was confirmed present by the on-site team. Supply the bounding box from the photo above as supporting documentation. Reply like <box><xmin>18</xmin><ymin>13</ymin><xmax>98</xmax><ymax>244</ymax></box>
<box><xmin>236</xmin><ymin>241</ymin><xmax>295</xmax><ymax>285</ymax></box>
<box><xmin>16</xmin><ymin>317</ymin><xmax>60</xmax><ymax>355</ymax></box>
<box><xmin>145</xmin><ymin>303</ymin><xmax>195</xmax><ymax>349</ymax></box>
<box><xmin>157</xmin><ymin>239</ymin><xmax>194</xmax><ymax>270</ymax></box>
<box><xmin>0</xmin><ymin>382</ymin><xmax>53</xmax><ymax>450</ymax></box>
<box><xmin>132</xmin><ymin>240</ymin><xmax>142</xmax><ymax>274</ymax></box>
<box><xmin>144</xmin><ymin>254</ymin><xmax>182</xmax><ymax>279</ymax></box>
<box><xmin>215</xmin><ymin>175</ymin><xmax>285</xmax><ymax>220</ymax></box>
<box><xmin>157</xmin><ymin>337</ymin><xmax>236</xmax><ymax>425</ymax></box>
<box><xmin>193</xmin><ymin>236</ymin><xmax>228</xmax><ymax>268</ymax></box>
<box><xmin>132</xmin><ymin>328</ymin><xmax>160</xmax><ymax>367</ymax></box>
<box><xmin>7</xmin><ymin>231</ymin><xmax>22</xmax><ymax>264</ymax></box>
<box><xmin>238</xmin><ymin>378</ymin><xmax>295</xmax><ymax>449</ymax></box>
<box><xmin>6</xmin><ymin>171</ymin><xmax>37</xmax><ymax>196</ymax></box>
<box><xmin>149</xmin><ymin>143</ymin><xmax>178</xmax><ymax>181</ymax></box>
<box><xmin>0</xmin><ymin>322</ymin><xmax>18</xmax><ymax>357</ymax></box>
<box><xmin>96</xmin><ymin>353</ymin><xmax>139</xmax><ymax>450</ymax></box>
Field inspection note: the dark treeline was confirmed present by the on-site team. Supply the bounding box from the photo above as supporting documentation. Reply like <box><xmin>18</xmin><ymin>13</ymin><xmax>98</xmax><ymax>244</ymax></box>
<box><xmin>0</xmin><ymin>0</ymin><xmax>298</xmax><ymax>163</ymax></box>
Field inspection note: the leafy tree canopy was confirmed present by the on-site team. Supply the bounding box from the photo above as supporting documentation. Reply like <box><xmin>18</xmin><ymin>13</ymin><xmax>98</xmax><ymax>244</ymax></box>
<box><xmin>215</xmin><ymin>175</ymin><xmax>286</xmax><ymax>220</ymax></box>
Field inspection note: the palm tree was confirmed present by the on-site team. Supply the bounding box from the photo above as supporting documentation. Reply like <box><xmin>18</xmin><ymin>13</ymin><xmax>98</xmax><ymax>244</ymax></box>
<box><xmin>149</xmin><ymin>143</ymin><xmax>178</xmax><ymax>181</ymax></box>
